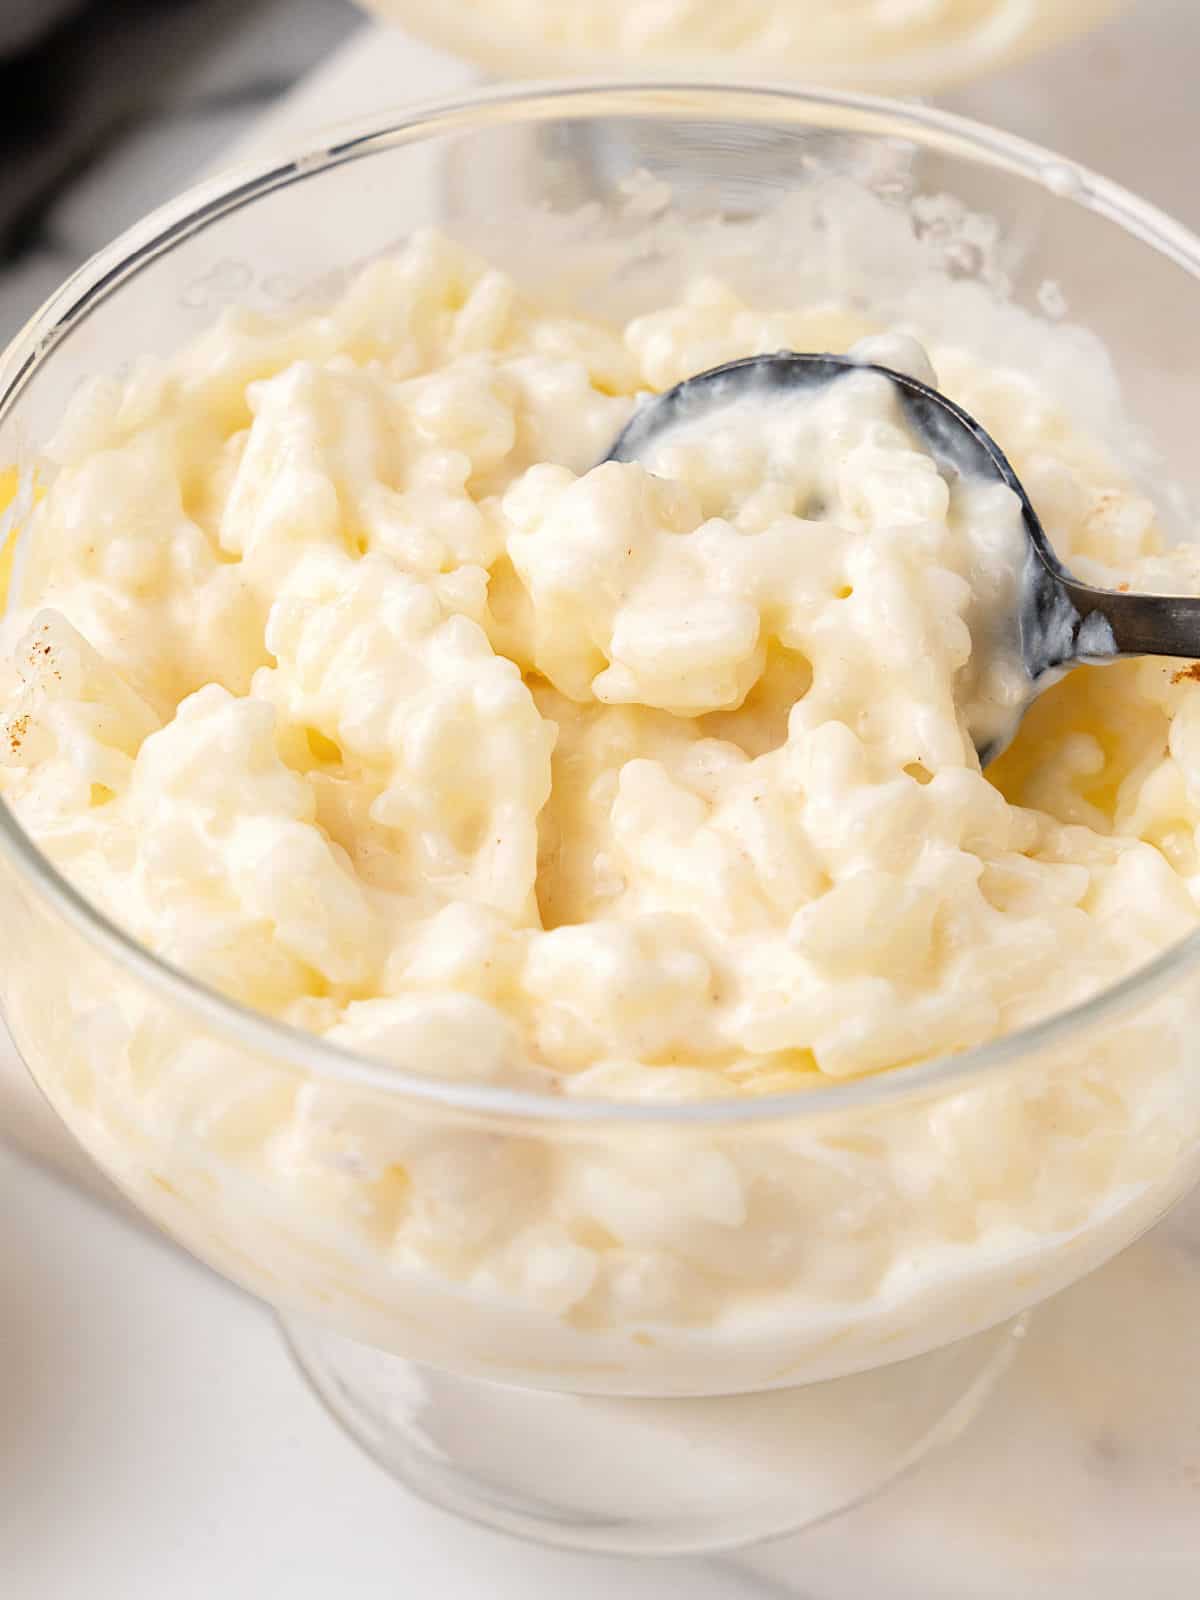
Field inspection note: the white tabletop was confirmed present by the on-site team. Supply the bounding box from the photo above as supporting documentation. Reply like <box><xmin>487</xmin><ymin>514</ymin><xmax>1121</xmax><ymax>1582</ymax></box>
<box><xmin>4</xmin><ymin>6</ymin><xmax>1200</xmax><ymax>1596</ymax></box>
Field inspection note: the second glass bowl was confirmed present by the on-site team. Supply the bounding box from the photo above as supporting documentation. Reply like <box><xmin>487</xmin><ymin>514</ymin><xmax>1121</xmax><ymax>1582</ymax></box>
<box><xmin>355</xmin><ymin>0</ymin><xmax>1127</xmax><ymax>95</ymax></box>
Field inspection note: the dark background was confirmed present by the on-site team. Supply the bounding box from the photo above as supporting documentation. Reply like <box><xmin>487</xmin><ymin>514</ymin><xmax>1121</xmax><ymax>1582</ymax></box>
<box><xmin>0</xmin><ymin>0</ymin><xmax>359</xmax><ymax>334</ymax></box>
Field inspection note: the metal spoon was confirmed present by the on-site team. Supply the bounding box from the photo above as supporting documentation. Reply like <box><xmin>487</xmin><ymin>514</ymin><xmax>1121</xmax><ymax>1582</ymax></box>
<box><xmin>607</xmin><ymin>352</ymin><xmax>1200</xmax><ymax>764</ymax></box>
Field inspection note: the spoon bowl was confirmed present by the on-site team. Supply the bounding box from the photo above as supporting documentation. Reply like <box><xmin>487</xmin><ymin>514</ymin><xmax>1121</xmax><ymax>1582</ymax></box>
<box><xmin>607</xmin><ymin>353</ymin><xmax>1200</xmax><ymax>763</ymax></box>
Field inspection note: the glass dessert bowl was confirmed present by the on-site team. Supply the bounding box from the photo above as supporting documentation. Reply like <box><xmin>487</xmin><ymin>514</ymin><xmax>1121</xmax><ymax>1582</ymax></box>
<box><xmin>2</xmin><ymin>83</ymin><xmax>1200</xmax><ymax>1557</ymax></box>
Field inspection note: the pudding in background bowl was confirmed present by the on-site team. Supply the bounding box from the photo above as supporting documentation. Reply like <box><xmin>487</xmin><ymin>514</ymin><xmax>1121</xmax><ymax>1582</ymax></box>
<box><xmin>354</xmin><ymin>0</ymin><xmax>1127</xmax><ymax>93</ymax></box>
<box><xmin>0</xmin><ymin>83</ymin><xmax>1199</xmax><ymax>1554</ymax></box>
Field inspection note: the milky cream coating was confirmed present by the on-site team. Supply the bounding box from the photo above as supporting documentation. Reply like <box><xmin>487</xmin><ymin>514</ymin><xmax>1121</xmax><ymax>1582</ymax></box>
<box><xmin>2</xmin><ymin>230</ymin><xmax>1200</xmax><ymax>1390</ymax></box>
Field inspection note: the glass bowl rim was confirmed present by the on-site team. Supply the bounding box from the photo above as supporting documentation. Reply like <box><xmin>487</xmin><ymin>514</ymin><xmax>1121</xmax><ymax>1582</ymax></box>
<box><xmin>2</xmin><ymin>76</ymin><xmax>1200</xmax><ymax>1128</ymax></box>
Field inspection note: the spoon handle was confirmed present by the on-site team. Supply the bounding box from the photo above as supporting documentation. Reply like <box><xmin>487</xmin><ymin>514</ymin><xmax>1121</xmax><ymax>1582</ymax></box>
<box><xmin>1061</xmin><ymin>577</ymin><xmax>1200</xmax><ymax>663</ymax></box>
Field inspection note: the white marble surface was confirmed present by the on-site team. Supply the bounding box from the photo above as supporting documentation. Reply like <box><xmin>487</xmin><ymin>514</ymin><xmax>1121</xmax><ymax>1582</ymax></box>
<box><xmin>3</xmin><ymin>2</ymin><xmax>1200</xmax><ymax>1595</ymax></box>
